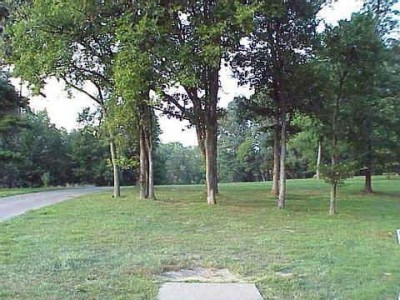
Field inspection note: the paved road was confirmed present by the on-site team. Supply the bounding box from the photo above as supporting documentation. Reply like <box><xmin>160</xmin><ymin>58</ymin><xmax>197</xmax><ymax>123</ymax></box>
<box><xmin>0</xmin><ymin>187</ymin><xmax>110</xmax><ymax>221</ymax></box>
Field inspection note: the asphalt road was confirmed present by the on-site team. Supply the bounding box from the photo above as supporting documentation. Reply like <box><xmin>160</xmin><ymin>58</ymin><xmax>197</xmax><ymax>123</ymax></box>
<box><xmin>0</xmin><ymin>187</ymin><xmax>110</xmax><ymax>221</ymax></box>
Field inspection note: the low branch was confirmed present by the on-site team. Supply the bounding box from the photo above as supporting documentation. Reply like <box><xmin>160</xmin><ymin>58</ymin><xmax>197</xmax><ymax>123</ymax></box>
<box><xmin>69</xmin><ymin>63</ymin><xmax>111</xmax><ymax>85</ymax></box>
<box><xmin>161</xmin><ymin>91</ymin><xmax>187</xmax><ymax>113</ymax></box>
<box><xmin>153</xmin><ymin>105</ymin><xmax>191</xmax><ymax>122</ymax></box>
<box><xmin>61</xmin><ymin>76</ymin><xmax>102</xmax><ymax>106</ymax></box>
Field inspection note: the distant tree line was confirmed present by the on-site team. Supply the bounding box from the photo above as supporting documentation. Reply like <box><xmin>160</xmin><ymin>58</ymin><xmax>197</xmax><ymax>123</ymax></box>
<box><xmin>0</xmin><ymin>105</ymin><xmax>115</xmax><ymax>188</ymax></box>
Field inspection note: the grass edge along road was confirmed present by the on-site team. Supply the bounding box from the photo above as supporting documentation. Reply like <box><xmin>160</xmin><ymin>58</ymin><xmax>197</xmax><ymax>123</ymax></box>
<box><xmin>0</xmin><ymin>187</ymin><xmax>63</xmax><ymax>198</ymax></box>
<box><xmin>1</xmin><ymin>177</ymin><xmax>399</xmax><ymax>299</ymax></box>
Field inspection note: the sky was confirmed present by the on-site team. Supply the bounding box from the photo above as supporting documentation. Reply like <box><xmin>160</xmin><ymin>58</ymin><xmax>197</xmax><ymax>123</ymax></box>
<box><xmin>15</xmin><ymin>0</ymin><xmax>364</xmax><ymax>146</ymax></box>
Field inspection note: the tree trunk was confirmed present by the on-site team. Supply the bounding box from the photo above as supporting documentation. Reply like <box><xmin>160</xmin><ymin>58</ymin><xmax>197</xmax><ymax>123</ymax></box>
<box><xmin>271</xmin><ymin>116</ymin><xmax>280</xmax><ymax>196</ymax></box>
<box><xmin>145</xmin><ymin>130</ymin><xmax>155</xmax><ymax>200</ymax></box>
<box><xmin>277</xmin><ymin>114</ymin><xmax>286</xmax><ymax>209</ymax></box>
<box><xmin>316</xmin><ymin>140</ymin><xmax>322</xmax><ymax>180</ymax></box>
<box><xmin>139</xmin><ymin>128</ymin><xmax>148</xmax><ymax>199</ymax></box>
<box><xmin>328</xmin><ymin>74</ymin><xmax>345</xmax><ymax>214</ymax></box>
<box><xmin>363</xmin><ymin>127</ymin><xmax>373</xmax><ymax>193</ymax></box>
<box><xmin>329</xmin><ymin>120</ymin><xmax>338</xmax><ymax>215</ymax></box>
<box><xmin>196</xmin><ymin>126</ymin><xmax>206</xmax><ymax>160</ymax></box>
<box><xmin>364</xmin><ymin>167</ymin><xmax>373</xmax><ymax>193</ymax></box>
<box><xmin>109</xmin><ymin>138</ymin><xmax>120</xmax><ymax>198</ymax></box>
<box><xmin>205</xmin><ymin>124</ymin><xmax>217</xmax><ymax>205</ymax></box>
<box><xmin>193</xmin><ymin>98</ymin><xmax>208</xmax><ymax>194</ymax></box>
<box><xmin>213</xmin><ymin>130</ymin><xmax>219</xmax><ymax>195</ymax></box>
<box><xmin>329</xmin><ymin>181</ymin><xmax>337</xmax><ymax>215</ymax></box>
<box><xmin>204</xmin><ymin>66</ymin><xmax>219</xmax><ymax>205</ymax></box>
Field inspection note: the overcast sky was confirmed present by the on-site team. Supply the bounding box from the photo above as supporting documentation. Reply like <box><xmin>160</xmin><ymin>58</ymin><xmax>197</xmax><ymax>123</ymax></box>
<box><xmin>16</xmin><ymin>0</ymin><xmax>364</xmax><ymax>146</ymax></box>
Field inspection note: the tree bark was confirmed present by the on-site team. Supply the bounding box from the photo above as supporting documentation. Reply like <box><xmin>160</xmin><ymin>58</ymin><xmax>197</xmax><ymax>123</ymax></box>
<box><xmin>139</xmin><ymin>128</ymin><xmax>148</xmax><ymax>199</ymax></box>
<box><xmin>109</xmin><ymin>138</ymin><xmax>120</xmax><ymax>198</ymax></box>
<box><xmin>189</xmin><ymin>89</ymin><xmax>209</xmax><ymax>195</ymax></box>
<box><xmin>196</xmin><ymin>125</ymin><xmax>206</xmax><ymax>159</ymax></box>
<box><xmin>364</xmin><ymin>167</ymin><xmax>373</xmax><ymax>193</ymax></box>
<box><xmin>363</xmin><ymin>123</ymin><xmax>373</xmax><ymax>193</ymax></box>
<box><xmin>145</xmin><ymin>129</ymin><xmax>155</xmax><ymax>200</ymax></box>
<box><xmin>213</xmin><ymin>129</ymin><xmax>219</xmax><ymax>195</ymax></box>
<box><xmin>205</xmin><ymin>127</ymin><xmax>217</xmax><ymax>205</ymax></box>
<box><xmin>204</xmin><ymin>66</ymin><xmax>219</xmax><ymax>205</ymax></box>
<box><xmin>316</xmin><ymin>140</ymin><xmax>322</xmax><ymax>180</ymax></box>
<box><xmin>329</xmin><ymin>181</ymin><xmax>337</xmax><ymax>215</ymax></box>
<box><xmin>271</xmin><ymin>116</ymin><xmax>280</xmax><ymax>196</ymax></box>
<box><xmin>329</xmin><ymin>96</ymin><xmax>339</xmax><ymax>215</ymax></box>
<box><xmin>277</xmin><ymin>113</ymin><xmax>286</xmax><ymax>209</ymax></box>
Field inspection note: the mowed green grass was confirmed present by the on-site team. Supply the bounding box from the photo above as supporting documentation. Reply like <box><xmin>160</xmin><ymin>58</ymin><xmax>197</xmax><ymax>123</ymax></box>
<box><xmin>0</xmin><ymin>177</ymin><xmax>399</xmax><ymax>299</ymax></box>
<box><xmin>0</xmin><ymin>187</ymin><xmax>60</xmax><ymax>198</ymax></box>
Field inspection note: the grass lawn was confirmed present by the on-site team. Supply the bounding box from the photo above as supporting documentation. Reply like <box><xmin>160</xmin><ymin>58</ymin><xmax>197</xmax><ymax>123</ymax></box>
<box><xmin>0</xmin><ymin>187</ymin><xmax>61</xmax><ymax>198</ymax></box>
<box><xmin>1</xmin><ymin>177</ymin><xmax>399</xmax><ymax>299</ymax></box>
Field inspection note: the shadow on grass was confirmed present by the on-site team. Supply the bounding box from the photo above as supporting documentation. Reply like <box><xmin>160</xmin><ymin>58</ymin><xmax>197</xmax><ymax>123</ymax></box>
<box><xmin>344</xmin><ymin>189</ymin><xmax>400</xmax><ymax>199</ymax></box>
<box><xmin>365</xmin><ymin>191</ymin><xmax>400</xmax><ymax>199</ymax></box>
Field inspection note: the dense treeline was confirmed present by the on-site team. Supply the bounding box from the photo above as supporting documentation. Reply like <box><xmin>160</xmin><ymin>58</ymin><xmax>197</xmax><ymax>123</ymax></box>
<box><xmin>0</xmin><ymin>103</ymin><xmax>322</xmax><ymax>189</ymax></box>
<box><xmin>1</xmin><ymin>0</ymin><xmax>399</xmax><ymax>214</ymax></box>
<box><xmin>0</xmin><ymin>107</ymin><xmax>114</xmax><ymax>188</ymax></box>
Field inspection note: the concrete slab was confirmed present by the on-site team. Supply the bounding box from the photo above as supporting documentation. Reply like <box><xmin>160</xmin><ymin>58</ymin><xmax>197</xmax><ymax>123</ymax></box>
<box><xmin>157</xmin><ymin>283</ymin><xmax>264</xmax><ymax>300</ymax></box>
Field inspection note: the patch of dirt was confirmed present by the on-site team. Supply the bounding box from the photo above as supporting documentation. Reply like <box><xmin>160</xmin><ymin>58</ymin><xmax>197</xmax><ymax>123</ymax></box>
<box><xmin>275</xmin><ymin>271</ymin><xmax>294</xmax><ymax>279</ymax></box>
<box><xmin>156</xmin><ymin>267</ymin><xmax>242</xmax><ymax>283</ymax></box>
<box><xmin>275</xmin><ymin>267</ymin><xmax>294</xmax><ymax>279</ymax></box>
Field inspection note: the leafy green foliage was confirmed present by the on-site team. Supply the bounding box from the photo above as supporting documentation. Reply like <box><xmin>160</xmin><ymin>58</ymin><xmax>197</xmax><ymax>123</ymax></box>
<box><xmin>320</xmin><ymin>162</ymin><xmax>355</xmax><ymax>185</ymax></box>
<box><xmin>66</xmin><ymin>126</ymin><xmax>112</xmax><ymax>186</ymax></box>
<box><xmin>315</xmin><ymin>9</ymin><xmax>398</xmax><ymax>193</ymax></box>
<box><xmin>0</xmin><ymin>110</ymin><xmax>113</xmax><ymax>188</ymax></box>
<box><xmin>0</xmin><ymin>75</ymin><xmax>24</xmax><ymax>133</ymax></box>
<box><xmin>6</xmin><ymin>0</ymin><xmax>119</xmax><ymax>98</ymax></box>
<box><xmin>218</xmin><ymin>101</ymin><xmax>269</xmax><ymax>182</ymax></box>
<box><xmin>156</xmin><ymin>142</ymin><xmax>204</xmax><ymax>185</ymax></box>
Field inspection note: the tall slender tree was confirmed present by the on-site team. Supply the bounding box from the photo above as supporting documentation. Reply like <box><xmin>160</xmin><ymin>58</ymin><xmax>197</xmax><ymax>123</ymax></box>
<box><xmin>232</xmin><ymin>0</ymin><xmax>326</xmax><ymax>208</ymax></box>
<box><xmin>347</xmin><ymin>0</ymin><xmax>399</xmax><ymax>193</ymax></box>
<box><xmin>318</xmin><ymin>12</ymin><xmax>387</xmax><ymax>214</ymax></box>
<box><xmin>113</xmin><ymin>1</ymin><xmax>174</xmax><ymax>200</ymax></box>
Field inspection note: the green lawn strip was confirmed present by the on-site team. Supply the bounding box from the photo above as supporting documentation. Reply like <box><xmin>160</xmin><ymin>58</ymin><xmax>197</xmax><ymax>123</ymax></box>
<box><xmin>0</xmin><ymin>187</ymin><xmax>64</xmax><ymax>198</ymax></box>
<box><xmin>0</xmin><ymin>178</ymin><xmax>399</xmax><ymax>299</ymax></box>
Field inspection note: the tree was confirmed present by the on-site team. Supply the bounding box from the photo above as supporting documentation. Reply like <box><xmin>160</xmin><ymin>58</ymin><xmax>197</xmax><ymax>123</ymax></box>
<box><xmin>288</xmin><ymin>115</ymin><xmax>323</xmax><ymax>179</ymax></box>
<box><xmin>345</xmin><ymin>0</ymin><xmax>399</xmax><ymax>193</ymax></box>
<box><xmin>156</xmin><ymin>142</ymin><xmax>203</xmax><ymax>185</ymax></box>
<box><xmin>66</xmin><ymin>126</ymin><xmax>112</xmax><ymax>186</ymax></box>
<box><xmin>232</xmin><ymin>0</ymin><xmax>326</xmax><ymax>208</ymax></box>
<box><xmin>0</xmin><ymin>106</ymin><xmax>116</xmax><ymax>188</ymax></box>
<box><xmin>0</xmin><ymin>109</ymin><xmax>71</xmax><ymax>187</ymax></box>
<box><xmin>159</xmin><ymin>0</ymin><xmax>255</xmax><ymax>204</ymax></box>
<box><xmin>6</xmin><ymin>0</ymin><xmax>125</xmax><ymax>197</ymax></box>
<box><xmin>218</xmin><ymin>100</ymin><xmax>269</xmax><ymax>183</ymax></box>
<box><xmin>113</xmin><ymin>4</ymin><xmax>168</xmax><ymax>200</ymax></box>
<box><xmin>0</xmin><ymin>74</ymin><xmax>24</xmax><ymax>134</ymax></box>
<box><xmin>18</xmin><ymin>111</ymin><xmax>69</xmax><ymax>186</ymax></box>
<box><xmin>317</xmin><ymin>11</ymin><xmax>388</xmax><ymax>214</ymax></box>
<box><xmin>0</xmin><ymin>73</ymin><xmax>27</xmax><ymax>188</ymax></box>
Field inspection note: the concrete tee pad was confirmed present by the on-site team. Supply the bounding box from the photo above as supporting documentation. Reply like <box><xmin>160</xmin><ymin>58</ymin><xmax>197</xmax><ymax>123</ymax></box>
<box><xmin>157</xmin><ymin>283</ymin><xmax>264</xmax><ymax>300</ymax></box>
